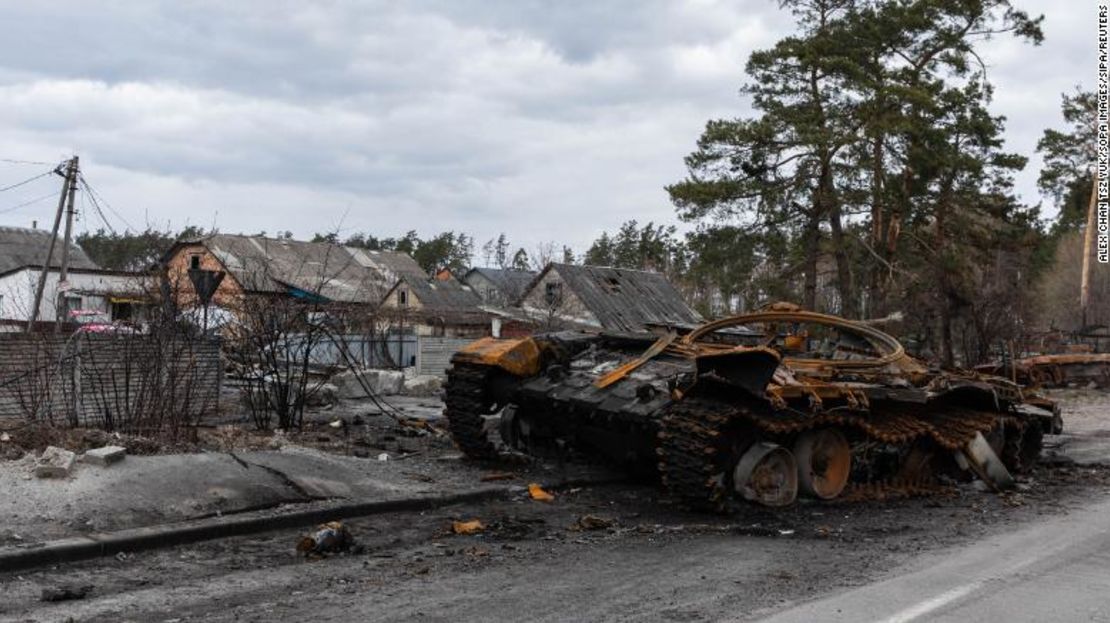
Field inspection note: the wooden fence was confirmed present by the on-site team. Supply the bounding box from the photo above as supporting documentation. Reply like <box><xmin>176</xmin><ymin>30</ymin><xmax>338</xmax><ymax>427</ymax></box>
<box><xmin>0</xmin><ymin>333</ymin><xmax>221</xmax><ymax>432</ymax></box>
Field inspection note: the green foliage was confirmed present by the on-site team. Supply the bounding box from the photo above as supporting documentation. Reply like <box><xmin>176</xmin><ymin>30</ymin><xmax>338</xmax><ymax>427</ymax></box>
<box><xmin>584</xmin><ymin>221</ymin><xmax>681</xmax><ymax>272</ymax></box>
<box><xmin>665</xmin><ymin>0</ymin><xmax>1049</xmax><ymax>364</ymax></box>
<box><xmin>1037</xmin><ymin>89</ymin><xmax>1095</xmax><ymax>230</ymax></box>
<box><xmin>1049</xmin><ymin>177</ymin><xmax>1094</xmax><ymax>236</ymax></box>
<box><xmin>510</xmin><ymin>248</ymin><xmax>530</xmax><ymax>271</ymax></box>
<box><xmin>330</xmin><ymin>230</ymin><xmax>473</xmax><ymax>274</ymax></box>
<box><xmin>77</xmin><ymin>226</ymin><xmax>208</xmax><ymax>271</ymax></box>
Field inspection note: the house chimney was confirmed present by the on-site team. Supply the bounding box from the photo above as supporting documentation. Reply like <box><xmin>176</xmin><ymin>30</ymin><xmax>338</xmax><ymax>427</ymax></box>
<box><xmin>31</xmin><ymin>220</ymin><xmax>37</xmax><ymax>229</ymax></box>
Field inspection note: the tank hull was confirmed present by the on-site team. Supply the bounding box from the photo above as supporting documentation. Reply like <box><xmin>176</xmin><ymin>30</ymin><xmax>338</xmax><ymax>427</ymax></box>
<box><xmin>445</xmin><ymin>310</ymin><xmax>1059</xmax><ymax>511</ymax></box>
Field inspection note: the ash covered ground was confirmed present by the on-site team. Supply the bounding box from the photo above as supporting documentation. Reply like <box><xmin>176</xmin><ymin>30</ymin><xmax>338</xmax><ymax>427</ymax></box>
<box><xmin>2</xmin><ymin>389</ymin><xmax>1110</xmax><ymax>622</ymax></box>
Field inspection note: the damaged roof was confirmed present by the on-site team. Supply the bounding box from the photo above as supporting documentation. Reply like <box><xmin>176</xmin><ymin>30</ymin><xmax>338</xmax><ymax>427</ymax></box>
<box><xmin>175</xmin><ymin>234</ymin><xmax>427</xmax><ymax>304</ymax></box>
<box><xmin>527</xmin><ymin>263</ymin><xmax>703</xmax><ymax>333</ymax></box>
<box><xmin>464</xmin><ymin>267</ymin><xmax>536</xmax><ymax>298</ymax></box>
<box><xmin>0</xmin><ymin>226</ymin><xmax>99</xmax><ymax>276</ymax></box>
<box><xmin>389</xmin><ymin>274</ymin><xmax>484</xmax><ymax>313</ymax></box>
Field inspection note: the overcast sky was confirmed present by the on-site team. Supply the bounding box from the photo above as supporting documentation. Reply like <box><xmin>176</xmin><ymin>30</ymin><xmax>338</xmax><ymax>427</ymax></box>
<box><xmin>0</xmin><ymin>1</ymin><xmax>1091</xmax><ymax>257</ymax></box>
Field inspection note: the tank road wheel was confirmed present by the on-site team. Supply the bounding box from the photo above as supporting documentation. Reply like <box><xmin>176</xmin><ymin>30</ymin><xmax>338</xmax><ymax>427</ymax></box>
<box><xmin>793</xmin><ymin>428</ymin><xmax>851</xmax><ymax>500</ymax></box>
<box><xmin>443</xmin><ymin>364</ymin><xmax>500</xmax><ymax>460</ymax></box>
<box><xmin>733</xmin><ymin>443</ymin><xmax>798</xmax><ymax>507</ymax></box>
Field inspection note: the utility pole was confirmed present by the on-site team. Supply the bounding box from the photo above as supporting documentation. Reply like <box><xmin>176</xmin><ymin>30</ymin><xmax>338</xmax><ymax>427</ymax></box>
<box><xmin>1081</xmin><ymin>170</ymin><xmax>1098</xmax><ymax>328</ymax></box>
<box><xmin>26</xmin><ymin>157</ymin><xmax>77</xmax><ymax>333</ymax></box>
<box><xmin>54</xmin><ymin>156</ymin><xmax>79</xmax><ymax>332</ymax></box>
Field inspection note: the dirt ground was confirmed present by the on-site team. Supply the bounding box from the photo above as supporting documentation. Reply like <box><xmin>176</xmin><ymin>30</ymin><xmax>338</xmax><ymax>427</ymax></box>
<box><xmin>3</xmin><ymin>389</ymin><xmax>1110</xmax><ymax>622</ymax></box>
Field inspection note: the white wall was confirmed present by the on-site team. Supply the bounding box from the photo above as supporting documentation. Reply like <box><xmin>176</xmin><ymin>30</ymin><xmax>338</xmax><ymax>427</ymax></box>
<box><xmin>0</xmin><ymin>268</ymin><xmax>147</xmax><ymax>323</ymax></box>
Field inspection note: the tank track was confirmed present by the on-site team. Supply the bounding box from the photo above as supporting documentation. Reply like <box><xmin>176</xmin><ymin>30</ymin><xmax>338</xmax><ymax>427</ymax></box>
<box><xmin>443</xmin><ymin>363</ymin><xmax>500</xmax><ymax>460</ymax></box>
<box><xmin>657</xmin><ymin>396</ymin><xmax>1037</xmax><ymax>512</ymax></box>
<box><xmin>656</xmin><ymin>399</ymin><xmax>736</xmax><ymax>513</ymax></box>
<box><xmin>1002</xmin><ymin>419</ymin><xmax>1043</xmax><ymax>474</ymax></box>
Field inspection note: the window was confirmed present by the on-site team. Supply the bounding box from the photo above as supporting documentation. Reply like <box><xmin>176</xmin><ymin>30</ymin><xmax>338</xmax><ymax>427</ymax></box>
<box><xmin>112</xmin><ymin>301</ymin><xmax>133</xmax><ymax>321</ymax></box>
<box><xmin>64</xmin><ymin>296</ymin><xmax>82</xmax><ymax>317</ymax></box>
<box><xmin>544</xmin><ymin>282</ymin><xmax>562</xmax><ymax>306</ymax></box>
<box><xmin>189</xmin><ymin>254</ymin><xmax>202</xmax><ymax>270</ymax></box>
<box><xmin>398</xmin><ymin>289</ymin><xmax>408</xmax><ymax>306</ymax></box>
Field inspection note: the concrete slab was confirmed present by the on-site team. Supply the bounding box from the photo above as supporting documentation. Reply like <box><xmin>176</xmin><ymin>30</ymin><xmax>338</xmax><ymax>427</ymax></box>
<box><xmin>83</xmin><ymin>446</ymin><xmax>126</xmax><ymax>467</ymax></box>
<box><xmin>34</xmin><ymin>446</ymin><xmax>76</xmax><ymax>479</ymax></box>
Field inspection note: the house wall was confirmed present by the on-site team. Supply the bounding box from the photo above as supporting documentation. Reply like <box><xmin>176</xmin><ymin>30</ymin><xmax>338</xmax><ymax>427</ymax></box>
<box><xmin>519</xmin><ymin>268</ymin><xmax>600</xmax><ymax>329</ymax></box>
<box><xmin>380</xmin><ymin>284</ymin><xmax>425</xmax><ymax>311</ymax></box>
<box><xmin>164</xmin><ymin>243</ymin><xmax>246</xmax><ymax>310</ymax></box>
<box><xmin>379</xmin><ymin>312</ymin><xmax>490</xmax><ymax>338</ymax></box>
<box><xmin>0</xmin><ymin>268</ymin><xmax>149</xmax><ymax>327</ymax></box>
<box><xmin>464</xmin><ymin>272</ymin><xmax>504</xmax><ymax>305</ymax></box>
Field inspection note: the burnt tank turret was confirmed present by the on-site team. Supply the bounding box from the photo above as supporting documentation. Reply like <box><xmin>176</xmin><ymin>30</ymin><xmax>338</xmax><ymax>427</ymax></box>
<box><xmin>444</xmin><ymin>306</ymin><xmax>1060</xmax><ymax>511</ymax></box>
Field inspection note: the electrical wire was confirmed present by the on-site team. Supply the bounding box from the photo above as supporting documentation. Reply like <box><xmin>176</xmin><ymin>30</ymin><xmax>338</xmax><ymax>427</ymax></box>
<box><xmin>0</xmin><ymin>169</ymin><xmax>56</xmax><ymax>193</ymax></box>
<box><xmin>78</xmin><ymin>177</ymin><xmax>117</xmax><ymax>234</ymax></box>
<box><xmin>0</xmin><ymin>157</ymin><xmax>54</xmax><ymax>166</ymax></box>
<box><xmin>78</xmin><ymin>175</ymin><xmax>133</xmax><ymax>232</ymax></box>
<box><xmin>0</xmin><ymin>190</ymin><xmax>60</xmax><ymax>215</ymax></box>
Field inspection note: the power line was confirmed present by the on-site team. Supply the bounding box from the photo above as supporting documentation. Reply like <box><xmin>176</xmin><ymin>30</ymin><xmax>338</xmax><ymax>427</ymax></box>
<box><xmin>0</xmin><ymin>157</ymin><xmax>55</xmax><ymax>166</ymax></box>
<box><xmin>0</xmin><ymin>169</ymin><xmax>57</xmax><ymax>193</ymax></box>
<box><xmin>78</xmin><ymin>175</ymin><xmax>132</xmax><ymax>232</ymax></box>
<box><xmin>0</xmin><ymin>190</ymin><xmax>60</xmax><ymax>215</ymax></box>
<box><xmin>79</xmin><ymin>177</ymin><xmax>116</xmax><ymax>234</ymax></box>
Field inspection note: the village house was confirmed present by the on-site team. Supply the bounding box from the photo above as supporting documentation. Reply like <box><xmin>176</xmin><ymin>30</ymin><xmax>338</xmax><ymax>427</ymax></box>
<box><xmin>462</xmin><ymin>267</ymin><xmax>536</xmax><ymax>307</ymax></box>
<box><xmin>161</xmin><ymin>234</ymin><xmax>427</xmax><ymax>313</ymax></box>
<box><xmin>518</xmin><ymin>263</ymin><xmax>703</xmax><ymax>333</ymax></box>
<box><xmin>379</xmin><ymin>273</ymin><xmax>494</xmax><ymax>338</ymax></box>
<box><xmin>0</xmin><ymin>226</ymin><xmax>149</xmax><ymax>331</ymax></box>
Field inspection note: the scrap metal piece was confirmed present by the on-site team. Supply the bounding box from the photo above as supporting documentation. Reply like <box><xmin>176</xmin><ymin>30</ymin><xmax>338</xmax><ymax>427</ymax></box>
<box><xmin>41</xmin><ymin>584</ymin><xmax>93</xmax><ymax>602</ymax></box>
<box><xmin>452</xmin><ymin>519</ymin><xmax>485</xmax><ymax>535</ymax></box>
<box><xmin>692</xmin><ymin>347</ymin><xmax>781</xmax><ymax>395</ymax></box>
<box><xmin>296</xmin><ymin>521</ymin><xmax>353</xmax><ymax>556</ymax></box>
<box><xmin>962</xmin><ymin>432</ymin><xmax>1015</xmax><ymax>491</ymax></box>
<box><xmin>594</xmin><ymin>332</ymin><xmax>677</xmax><ymax>389</ymax></box>
<box><xmin>454</xmin><ymin>337</ymin><xmax>543</xmax><ymax>377</ymax></box>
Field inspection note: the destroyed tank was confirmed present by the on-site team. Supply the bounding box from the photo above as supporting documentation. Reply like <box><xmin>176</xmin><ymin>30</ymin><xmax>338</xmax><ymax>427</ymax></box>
<box><xmin>976</xmin><ymin>353</ymin><xmax>1110</xmax><ymax>389</ymax></box>
<box><xmin>443</xmin><ymin>306</ymin><xmax>1061</xmax><ymax>511</ymax></box>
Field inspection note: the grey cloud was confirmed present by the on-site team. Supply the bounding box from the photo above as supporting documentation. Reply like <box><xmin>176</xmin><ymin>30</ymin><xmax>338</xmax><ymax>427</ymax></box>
<box><xmin>0</xmin><ymin>0</ymin><xmax>1091</xmax><ymax>252</ymax></box>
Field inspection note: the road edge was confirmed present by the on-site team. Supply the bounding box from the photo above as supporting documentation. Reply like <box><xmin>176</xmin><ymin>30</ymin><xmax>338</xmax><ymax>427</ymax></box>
<box><xmin>0</xmin><ymin>486</ymin><xmax>511</xmax><ymax>573</ymax></box>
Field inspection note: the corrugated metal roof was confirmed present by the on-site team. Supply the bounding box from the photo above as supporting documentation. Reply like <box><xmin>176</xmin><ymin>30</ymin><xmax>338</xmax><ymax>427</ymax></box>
<box><xmin>0</xmin><ymin>226</ymin><xmax>99</xmax><ymax>275</ymax></box>
<box><xmin>186</xmin><ymin>234</ymin><xmax>426</xmax><ymax>304</ymax></box>
<box><xmin>532</xmin><ymin>263</ymin><xmax>702</xmax><ymax>333</ymax></box>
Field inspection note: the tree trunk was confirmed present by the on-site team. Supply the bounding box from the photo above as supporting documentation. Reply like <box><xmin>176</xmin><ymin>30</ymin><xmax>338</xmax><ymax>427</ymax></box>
<box><xmin>934</xmin><ymin>177</ymin><xmax>955</xmax><ymax>368</ymax></box>
<box><xmin>939</xmin><ymin>300</ymin><xmax>955</xmax><ymax>368</ymax></box>
<box><xmin>802</xmin><ymin>211</ymin><xmax>820</xmax><ymax>311</ymax></box>
<box><xmin>868</xmin><ymin>135</ymin><xmax>885</xmax><ymax>317</ymax></box>
<box><xmin>828</xmin><ymin>197</ymin><xmax>855</xmax><ymax>317</ymax></box>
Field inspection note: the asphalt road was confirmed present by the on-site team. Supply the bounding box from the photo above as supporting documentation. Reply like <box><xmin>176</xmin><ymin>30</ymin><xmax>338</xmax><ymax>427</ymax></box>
<box><xmin>5</xmin><ymin>389</ymin><xmax>1110</xmax><ymax>622</ymax></box>
<box><xmin>759</xmin><ymin>494</ymin><xmax>1110</xmax><ymax>623</ymax></box>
